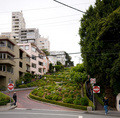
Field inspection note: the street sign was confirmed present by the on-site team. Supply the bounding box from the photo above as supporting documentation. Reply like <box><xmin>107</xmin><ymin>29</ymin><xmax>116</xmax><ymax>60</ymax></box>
<box><xmin>93</xmin><ymin>86</ymin><xmax>100</xmax><ymax>93</ymax></box>
<box><xmin>90</xmin><ymin>78</ymin><xmax>96</xmax><ymax>84</ymax></box>
<box><xmin>8</xmin><ymin>83</ymin><xmax>14</xmax><ymax>91</ymax></box>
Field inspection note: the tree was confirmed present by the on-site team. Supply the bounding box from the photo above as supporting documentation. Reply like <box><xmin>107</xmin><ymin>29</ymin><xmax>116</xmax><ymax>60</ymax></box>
<box><xmin>41</xmin><ymin>49</ymin><xmax>50</xmax><ymax>56</ymax></box>
<box><xmin>79</xmin><ymin>0</ymin><xmax>120</xmax><ymax>106</ymax></box>
<box><xmin>64</xmin><ymin>52</ymin><xmax>74</xmax><ymax>67</ymax></box>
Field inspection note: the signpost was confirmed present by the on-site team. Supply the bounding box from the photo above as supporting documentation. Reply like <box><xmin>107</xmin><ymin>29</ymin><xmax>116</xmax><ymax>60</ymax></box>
<box><xmin>8</xmin><ymin>83</ymin><xmax>14</xmax><ymax>106</ymax></box>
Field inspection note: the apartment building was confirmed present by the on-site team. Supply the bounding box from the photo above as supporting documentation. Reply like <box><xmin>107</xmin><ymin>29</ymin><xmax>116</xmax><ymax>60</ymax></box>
<box><xmin>12</xmin><ymin>11</ymin><xmax>26</xmax><ymax>42</ymax></box>
<box><xmin>36</xmin><ymin>37</ymin><xmax>50</xmax><ymax>52</ymax></box>
<box><xmin>0</xmin><ymin>36</ymin><xmax>30</xmax><ymax>88</ymax></box>
<box><xmin>19</xmin><ymin>28</ymin><xmax>40</xmax><ymax>44</ymax></box>
<box><xmin>18</xmin><ymin>43</ymin><xmax>49</xmax><ymax>75</ymax></box>
<box><xmin>49</xmin><ymin>51</ymin><xmax>66</xmax><ymax>66</ymax></box>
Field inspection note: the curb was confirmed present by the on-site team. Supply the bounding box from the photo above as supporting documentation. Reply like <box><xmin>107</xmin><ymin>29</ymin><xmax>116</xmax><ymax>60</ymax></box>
<box><xmin>85</xmin><ymin>111</ymin><xmax>120</xmax><ymax>117</ymax></box>
<box><xmin>0</xmin><ymin>103</ymin><xmax>17</xmax><ymax>111</ymax></box>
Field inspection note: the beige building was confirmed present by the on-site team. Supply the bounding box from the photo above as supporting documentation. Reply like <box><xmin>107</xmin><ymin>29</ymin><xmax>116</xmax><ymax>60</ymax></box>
<box><xmin>36</xmin><ymin>37</ymin><xmax>50</xmax><ymax>52</ymax></box>
<box><xmin>0</xmin><ymin>36</ymin><xmax>30</xmax><ymax>89</ymax></box>
<box><xmin>12</xmin><ymin>11</ymin><xmax>26</xmax><ymax>42</ymax></box>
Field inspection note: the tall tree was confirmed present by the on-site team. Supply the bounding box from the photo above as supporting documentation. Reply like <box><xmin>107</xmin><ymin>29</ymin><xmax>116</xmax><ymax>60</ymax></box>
<box><xmin>79</xmin><ymin>0</ymin><xmax>120</xmax><ymax>106</ymax></box>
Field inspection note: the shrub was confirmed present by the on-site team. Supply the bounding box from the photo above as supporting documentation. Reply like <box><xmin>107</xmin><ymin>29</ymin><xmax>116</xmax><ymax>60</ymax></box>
<box><xmin>63</xmin><ymin>98</ymin><xmax>74</xmax><ymax>104</ymax></box>
<box><xmin>64</xmin><ymin>93</ymin><xmax>69</xmax><ymax>98</ymax></box>
<box><xmin>45</xmin><ymin>94</ymin><xmax>52</xmax><ymax>100</ymax></box>
<box><xmin>0</xmin><ymin>92</ymin><xmax>10</xmax><ymax>106</ymax></box>
<box><xmin>18</xmin><ymin>84</ymin><xmax>27</xmax><ymax>88</ymax></box>
<box><xmin>37</xmin><ymin>92</ymin><xmax>44</xmax><ymax>97</ymax></box>
<box><xmin>73</xmin><ymin>99</ymin><xmax>81</xmax><ymax>105</ymax></box>
<box><xmin>80</xmin><ymin>97</ymin><xmax>88</xmax><ymax>106</ymax></box>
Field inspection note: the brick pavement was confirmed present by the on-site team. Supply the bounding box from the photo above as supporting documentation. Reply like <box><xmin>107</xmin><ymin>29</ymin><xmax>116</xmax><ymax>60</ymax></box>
<box><xmin>5</xmin><ymin>90</ymin><xmax>81</xmax><ymax>111</ymax></box>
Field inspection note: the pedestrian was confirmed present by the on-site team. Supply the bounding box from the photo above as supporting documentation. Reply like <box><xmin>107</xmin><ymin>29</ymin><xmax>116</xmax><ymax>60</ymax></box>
<box><xmin>103</xmin><ymin>96</ymin><xmax>109</xmax><ymax>115</ymax></box>
<box><xmin>13</xmin><ymin>92</ymin><xmax>17</xmax><ymax>105</ymax></box>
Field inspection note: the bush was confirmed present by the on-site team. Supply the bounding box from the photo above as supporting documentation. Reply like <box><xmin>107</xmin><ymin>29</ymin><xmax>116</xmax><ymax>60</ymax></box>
<box><xmin>63</xmin><ymin>98</ymin><xmax>74</xmax><ymax>104</ymax></box>
<box><xmin>73</xmin><ymin>99</ymin><xmax>81</xmax><ymax>105</ymax></box>
<box><xmin>45</xmin><ymin>94</ymin><xmax>52</xmax><ymax>100</ymax></box>
<box><xmin>0</xmin><ymin>92</ymin><xmax>10</xmax><ymax>106</ymax></box>
<box><xmin>80</xmin><ymin>97</ymin><xmax>88</xmax><ymax>106</ymax></box>
<box><xmin>37</xmin><ymin>92</ymin><xmax>44</xmax><ymax>97</ymax></box>
<box><xmin>18</xmin><ymin>84</ymin><xmax>27</xmax><ymax>88</ymax></box>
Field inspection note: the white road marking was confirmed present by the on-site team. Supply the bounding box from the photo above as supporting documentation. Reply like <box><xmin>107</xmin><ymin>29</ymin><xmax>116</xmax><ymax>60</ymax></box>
<box><xmin>78</xmin><ymin>116</ymin><xmax>83</xmax><ymax>118</ymax></box>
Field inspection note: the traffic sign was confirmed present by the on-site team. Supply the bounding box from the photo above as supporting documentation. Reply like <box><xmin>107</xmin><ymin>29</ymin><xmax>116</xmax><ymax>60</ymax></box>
<box><xmin>93</xmin><ymin>86</ymin><xmax>100</xmax><ymax>93</ymax></box>
<box><xmin>8</xmin><ymin>83</ymin><xmax>14</xmax><ymax>91</ymax></box>
<box><xmin>90</xmin><ymin>78</ymin><xmax>96</xmax><ymax>84</ymax></box>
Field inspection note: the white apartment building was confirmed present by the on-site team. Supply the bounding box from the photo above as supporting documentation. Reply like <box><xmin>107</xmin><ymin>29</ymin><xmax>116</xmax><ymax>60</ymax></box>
<box><xmin>49</xmin><ymin>51</ymin><xmax>66</xmax><ymax>66</ymax></box>
<box><xmin>36</xmin><ymin>37</ymin><xmax>50</xmax><ymax>52</ymax></box>
<box><xmin>19</xmin><ymin>28</ymin><xmax>40</xmax><ymax>44</ymax></box>
<box><xmin>12</xmin><ymin>11</ymin><xmax>26</xmax><ymax>42</ymax></box>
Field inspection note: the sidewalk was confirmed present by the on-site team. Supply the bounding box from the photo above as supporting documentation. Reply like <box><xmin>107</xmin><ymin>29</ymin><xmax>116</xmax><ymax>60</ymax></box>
<box><xmin>0</xmin><ymin>103</ymin><xmax>17</xmax><ymax>111</ymax></box>
<box><xmin>86</xmin><ymin>110</ymin><xmax>120</xmax><ymax>117</ymax></box>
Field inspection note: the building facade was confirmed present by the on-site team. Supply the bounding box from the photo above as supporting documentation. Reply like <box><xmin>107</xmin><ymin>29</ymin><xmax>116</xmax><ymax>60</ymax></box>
<box><xmin>49</xmin><ymin>51</ymin><xmax>66</xmax><ymax>66</ymax></box>
<box><xmin>18</xmin><ymin>43</ymin><xmax>49</xmax><ymax>75</ymax></box>
<box><xmin>12</xmin><ymin>11</ymin><xmax>26</xmax><ymax>42</ymax></box>
<box><xmin>36</xmin><ymin>37</ymin><xmax>50</xmax><ymax>52</ymax></box>
<box><xmin>19</xmin><ymin>28</ymin><xmax>40</xmax><ymax>44</ymax></box>
<box><xmin>0</xmin><ymin>36</ymin><xmax>30</xmax><ymax>89</ymax></box>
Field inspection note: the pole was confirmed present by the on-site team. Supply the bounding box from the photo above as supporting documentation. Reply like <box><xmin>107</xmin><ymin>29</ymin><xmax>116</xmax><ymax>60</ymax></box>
<box><xmin>92</xmin><ymin>84</ymin><xmax>95</xmax><ymax>111</ymax></box>
<box><xmin>9</xmin><ymin>91</ymin><xmax>11</xmax><ymax>106</ymax></box>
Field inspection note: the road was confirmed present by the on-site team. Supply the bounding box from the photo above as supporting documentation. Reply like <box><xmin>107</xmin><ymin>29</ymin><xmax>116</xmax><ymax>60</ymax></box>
<box><xmin>0</xmin><ymin>109</ymin><xmax>118</xmax><ymax>118</ymax></box>
<box><xmin>4</xmin><ymin>90</ymin><xmax>119</xmax><ymax>118</ymax></box>
<box><xmin>6</xmin><ymin>89</ymin><xmax>81</xmax><ymax>111</ymax></box>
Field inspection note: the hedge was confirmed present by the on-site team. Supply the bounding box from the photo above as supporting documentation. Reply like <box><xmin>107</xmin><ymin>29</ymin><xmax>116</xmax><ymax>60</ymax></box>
<box><xmin>0</xmin><ymin>92</ymin><xmax>11</xmax><ymax>106</ymax></box>
<box><xmin>29</xmin><ymin>92</ymin><xmax>87</xmax><ymax>110</ymax></box>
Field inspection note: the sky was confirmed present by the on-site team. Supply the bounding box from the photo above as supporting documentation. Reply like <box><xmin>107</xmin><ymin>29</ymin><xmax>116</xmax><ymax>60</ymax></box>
<box><xmin>0</xmin><ymin>0</ymin><xmax>95</xmax><ymax>65</ymax></box>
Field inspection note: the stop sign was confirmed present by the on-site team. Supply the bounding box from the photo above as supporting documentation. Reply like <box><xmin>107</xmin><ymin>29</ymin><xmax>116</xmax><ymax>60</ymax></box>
<box><xmin>8</xmin><ymin>83</ymin><xmax>14</xmax><ymax>91</ymax></box>
<box><xmin>93</xmin><ymin>86</ymin><xmax>100</xmax><ymax>93</ymax></box>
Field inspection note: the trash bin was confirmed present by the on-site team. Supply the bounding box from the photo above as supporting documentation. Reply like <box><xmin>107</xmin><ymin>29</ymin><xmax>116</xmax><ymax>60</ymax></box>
<box><xmin>116</xmin><ymin>93</ymin><xmax>120</xmax><ymax>111</ymax></box>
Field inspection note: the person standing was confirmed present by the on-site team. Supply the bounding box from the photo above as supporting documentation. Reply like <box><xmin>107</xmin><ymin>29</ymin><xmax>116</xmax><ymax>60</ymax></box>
<box><xmin>13</xmin><ymin>92</ymin><xmax>17</xmax><ymax>105</ymax></box>
<box><xmin>103</xmin><ymin>96</ymin><xmax>109</xmax><ymax>115</ymax></box>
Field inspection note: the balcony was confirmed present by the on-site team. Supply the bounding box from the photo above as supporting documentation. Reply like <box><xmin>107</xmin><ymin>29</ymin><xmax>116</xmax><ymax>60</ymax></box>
<box><xmin>0</xmin><ymin>59</ymin><xmax>15</xmax><ymax>66</ymax></box>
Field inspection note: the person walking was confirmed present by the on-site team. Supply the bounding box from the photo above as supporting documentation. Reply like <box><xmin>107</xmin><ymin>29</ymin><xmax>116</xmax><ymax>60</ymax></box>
<box><xmin>13</xmin><ymin>92</ymin><xmax>17</xmax><ymax>106</ymax></box>
<box><xmin>103</xmin><ymin>96</ymin><xmax>109</xmax><ymax>115</ymax></box>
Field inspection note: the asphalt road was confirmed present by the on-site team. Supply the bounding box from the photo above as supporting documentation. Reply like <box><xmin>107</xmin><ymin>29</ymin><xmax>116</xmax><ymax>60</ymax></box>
<box><xmin>0</xmin><ymin>109</ymin><xmax>118</xmax><ymax>118</ymax></box>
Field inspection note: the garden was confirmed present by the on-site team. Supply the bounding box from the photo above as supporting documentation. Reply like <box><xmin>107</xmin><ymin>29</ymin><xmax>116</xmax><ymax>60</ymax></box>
<box><xmin>29</xmin><ymin>66</ymin><xmax>92</xmax><ymax>110</ymax></box>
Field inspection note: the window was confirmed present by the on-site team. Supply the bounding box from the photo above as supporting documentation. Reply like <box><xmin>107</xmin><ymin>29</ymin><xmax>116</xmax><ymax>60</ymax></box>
<box><xmin>19</xmin><ymin>62</ymin><xmax>23</xmax><ymax>68</ymax></box>
<box><xmin>7</xmin><ymin>54</ymin><xmax>14</xmax><ymax>60</ymax></box>
<box><xmin>39</xmin><ymin>61</ymin><xmax>43</xmax><ymax>66</ymax></box>
<box><xmin>7</xmin><ymin>41</ymin><xmax>14</xmax><ymax>50</ymax></box>
<box><xmin>0</xmin><ymin>41</ymin><xmax>6</xmax><ymax>47</ymax></box>
<box><xmin>19</xmin><ymin>50</ymin><xmax>23</xmax><ymax>59</ymax></box>
<box><xmin>32</xmin><ymin>63</ymin><xmax>36</xmax><ymax>68</ymax></box>
<box><xmin>7</xmin><ymin>66</ymin><xmax>13</xmax><ymax>73</ymax></box>
<box><xmin>20</xmin><ymin>46</ymin><xmax>24</xmax><ymax>49</ymax></box>
<box><xmin>26</xmin><ymin>56</ymin><xmax>30</xmax><ymax>62</ymax></box>
<box><xmin>31</xmin><ymin>47</ymin><xmax>36</xmax><ymax>52</ymax></box>
<box><xmin>26</xmin><ymin>65</ymin><xmax>30</xmax><ymax>71</ymax></box>
<box><xmin>25</xmin><ymin>45</ymin><xmax>29</xmax><ymax>50</ymax></box>
<box><xmin>38</xmin><ymin>54</ymin><xmax>43</xmax><ymax>59</ymax></box>
<box><xmin>0</xmin><ymin>53</ymin><xmax>6</xmax><ymax>59</ymax></box>
<box><xmin>39</xmin><ymin>68</ymin><xmax>42</xmax><ymax>73</ymax></box>
<box><xmin>32</xmin><ymin>55</ymin><xmax>36</xmax><ymax>60</ymax></box>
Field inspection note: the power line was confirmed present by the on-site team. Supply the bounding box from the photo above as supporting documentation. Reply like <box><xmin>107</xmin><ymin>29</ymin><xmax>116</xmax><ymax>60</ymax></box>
<box><xmin>53</xmin><ymin>0</ymin><xmax>86</xmax><ymax>13</ymax></box>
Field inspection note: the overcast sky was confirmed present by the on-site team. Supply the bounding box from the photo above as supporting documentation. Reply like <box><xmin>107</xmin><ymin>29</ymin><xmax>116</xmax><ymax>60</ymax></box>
<box><xmin>0</xmin><ymin>0</ymin><xmax>95</xmax><ymax>65</ymax></box>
